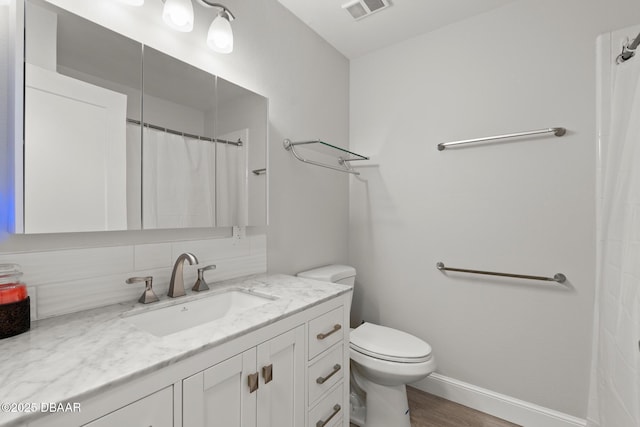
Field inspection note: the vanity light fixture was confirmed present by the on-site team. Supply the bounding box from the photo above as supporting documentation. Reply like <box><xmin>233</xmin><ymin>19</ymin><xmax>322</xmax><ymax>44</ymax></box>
<box><xmin>116</xmin><ymin>0</ymin><xmax>235</xmax><ymax>53</ymax></box>
<box><xmin>204</xmin><ymin>3</ymin><xmax>235</xmax><ymax>54</ymax></box>
<box><xmin>162</xmin><ymin>0</ymin><xmax>194</xmax><ymax>32</ymax></box>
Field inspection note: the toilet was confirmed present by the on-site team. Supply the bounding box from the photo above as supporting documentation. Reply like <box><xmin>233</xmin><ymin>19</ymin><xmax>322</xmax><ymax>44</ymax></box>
<box><xmin>297</xmin><ymin>265</ymin><xmax>436</xmax><ymax>427</ymax></box>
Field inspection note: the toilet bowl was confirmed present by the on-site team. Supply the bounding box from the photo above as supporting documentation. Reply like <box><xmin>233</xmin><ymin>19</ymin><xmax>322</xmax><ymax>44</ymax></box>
<box><xmin>297</xmin><ymin>265</ymin><xmax>436</xmax><ymax>427</ymax></box>
<box><xmin>350</xmin><ymin>322</ymin><xmax>435</xmax><ymax>427</ymax></box>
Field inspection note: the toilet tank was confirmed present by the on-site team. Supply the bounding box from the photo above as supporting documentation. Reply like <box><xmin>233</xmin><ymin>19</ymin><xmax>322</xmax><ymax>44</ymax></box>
<box><xmin>297</xmin><ymin>264</ymin><xmax>356</xmax><ymax>286</ymax></box>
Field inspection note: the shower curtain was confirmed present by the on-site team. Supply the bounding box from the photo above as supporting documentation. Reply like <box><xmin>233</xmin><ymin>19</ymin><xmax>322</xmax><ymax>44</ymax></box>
<box><xmin>142</xmin><ymin>127</ymin><xmax>215</xmax><ymax>228</ymax></box>
<box><xmin>587</xmin><ymin>39</ymin><xmax>640</xmax><ymax>427</ymax></box>
<box><xmin>216</xmin><ymin>129</ymin><xmax>248</xmax><ymax>226</ymax></box>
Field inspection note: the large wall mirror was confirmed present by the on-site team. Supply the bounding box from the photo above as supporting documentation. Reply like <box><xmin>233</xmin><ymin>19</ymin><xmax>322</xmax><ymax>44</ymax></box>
<box><xmin>22</xmin><ymin>0</ymin><xmax>267</xmax><ymax>234</ymax></box>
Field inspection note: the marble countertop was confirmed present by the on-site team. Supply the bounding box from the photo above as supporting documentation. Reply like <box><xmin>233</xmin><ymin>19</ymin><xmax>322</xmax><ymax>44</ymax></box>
<box><xmin>0</xmin><ymin>274</ymin><xmax>351</xmax><ymax>427</ymax></box>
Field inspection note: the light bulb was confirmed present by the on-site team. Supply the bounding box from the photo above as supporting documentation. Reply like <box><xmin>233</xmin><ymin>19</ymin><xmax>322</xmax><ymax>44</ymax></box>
<box><xmin>162</xmin><ymin>0</ymin><xmax>194</xmax><ymax>32</ymax></box>
<box><xmin>115</xmin><ymin>0</ymin><xmax>144</xmax><ymax>5</ymax></box>
<box><xmin>207</xmin><ymin>12</ymin><xmax>233</xmax><ymax>53</ymax></box>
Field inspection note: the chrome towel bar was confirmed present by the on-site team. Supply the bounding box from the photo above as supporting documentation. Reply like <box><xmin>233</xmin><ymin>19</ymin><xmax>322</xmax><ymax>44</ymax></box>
<box><xmin>436</xmin><ymin>262</ymin><xmax>567</xmax><ymax>283</ymax></box>
<box><xmin>437</xmin><ymin>127</ymin><xmax>566</xmax><ymax>151</ymax></box>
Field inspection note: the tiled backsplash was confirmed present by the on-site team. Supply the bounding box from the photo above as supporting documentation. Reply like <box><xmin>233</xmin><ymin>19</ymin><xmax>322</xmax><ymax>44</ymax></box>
<box><xmin>0</xmin><ymin>234</ymin><xmax>267</xmax><ymax>320</ymax></box>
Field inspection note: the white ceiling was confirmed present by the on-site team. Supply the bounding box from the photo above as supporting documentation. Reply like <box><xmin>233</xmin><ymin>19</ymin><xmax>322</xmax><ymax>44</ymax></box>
<box><xmin>277</xmin><ymin>0</ymin><xmax>516</xmax><ymax>59</ymax></box>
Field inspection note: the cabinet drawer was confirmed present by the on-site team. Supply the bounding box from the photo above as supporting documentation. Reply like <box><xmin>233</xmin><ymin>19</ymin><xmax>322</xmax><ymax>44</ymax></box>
<box><xmin>309</xmin><ymin>382</ymin><xmax>344</xmax><ymax>427</ymax></box>
<box><xmin>83</xmin><ymin>387</ymin><xmax>172</xmax><ymax>427</ymax></box>
<box><xmin>308</xmin><ymin>344</ymin><xmax>344</xmax><ymax>406</ymax></box>
<box><xmin>308</xmin><ymin>306</ymin><xmax>344</xmax><ymax>360</ymax></box>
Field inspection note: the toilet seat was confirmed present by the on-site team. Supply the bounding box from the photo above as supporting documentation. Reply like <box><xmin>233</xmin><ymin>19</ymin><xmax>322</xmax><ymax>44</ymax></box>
<box><xmin>350</xmin><ymin>344</ymin><xmax>436</xmax><ymax>387</ymax></box>
<box><xmin>350</xmin><ymin>322</ymin><xmax>432</xmax><ymax>363</ymax></box>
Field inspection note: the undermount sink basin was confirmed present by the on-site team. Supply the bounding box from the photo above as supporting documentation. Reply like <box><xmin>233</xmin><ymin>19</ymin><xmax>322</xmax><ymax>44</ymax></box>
<box><xmin>123</xmin><ymin>289</ymin><xmax>275</xmax><ymax>337</ymax></box>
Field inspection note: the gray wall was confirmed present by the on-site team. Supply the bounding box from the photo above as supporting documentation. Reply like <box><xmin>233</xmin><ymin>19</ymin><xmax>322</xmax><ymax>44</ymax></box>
<box><xmin>0</xmin><ymin>0</ymin><xmax>350</xmax><ymax>276</ymax></box>
<box><xmin>348</xmin><ymin>0</ymin><xmax>640</xmax><ymax>418</ymax></box>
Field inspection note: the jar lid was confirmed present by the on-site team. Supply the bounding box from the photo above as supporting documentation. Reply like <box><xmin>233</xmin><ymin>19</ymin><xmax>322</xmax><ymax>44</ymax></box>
<box><xmin>0</xmin><ymin>264</ymin><xmax>23</xmax><ymax>280</ymax></box>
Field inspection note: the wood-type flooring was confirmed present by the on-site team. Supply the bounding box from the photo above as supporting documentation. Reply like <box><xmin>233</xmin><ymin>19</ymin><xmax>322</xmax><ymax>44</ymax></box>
<box><xmin>350</xmin><ymin>386</ymin><xmax>521</xmax><ymax>427</ymax></box>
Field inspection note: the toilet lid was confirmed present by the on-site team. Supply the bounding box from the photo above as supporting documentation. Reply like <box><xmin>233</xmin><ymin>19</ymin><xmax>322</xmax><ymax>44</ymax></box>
<box><xmin>350</xmin><ymin>322</ymin><xmax>432</xmax><ymax>363</ymax></box>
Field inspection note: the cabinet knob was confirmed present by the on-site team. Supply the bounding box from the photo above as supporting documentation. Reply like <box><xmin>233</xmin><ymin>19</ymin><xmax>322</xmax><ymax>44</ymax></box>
<box><xmin>262</xmin><ymin>364</ymin><xmax>273</xmax><ymax>384</ymax></box>
<box><xmin>248</xmin><ymin>372</ymin><xmax>259</xmax><ymax>393</ymax></box>
<box><xmin>317</xmin><ymin>324</ymin><xmax>341</xmax><ymax>340</ymax></box>
<box><xmin>316</xmin><ymin>404</ymin><xmax>341</xmax><ymax>427</ymax></box>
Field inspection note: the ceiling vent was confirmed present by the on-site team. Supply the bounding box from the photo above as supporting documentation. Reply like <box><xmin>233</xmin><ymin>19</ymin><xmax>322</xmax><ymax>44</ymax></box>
<box><xmin>342</xmin><ymin>0</ymin><xmax>390</xmax><ymax>21</ymax></box>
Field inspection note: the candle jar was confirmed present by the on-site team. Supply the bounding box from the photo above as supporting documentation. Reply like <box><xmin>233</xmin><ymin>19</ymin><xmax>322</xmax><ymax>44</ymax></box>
<box><xmin>0</xmin><ymin>264</ymin><xmax>30</xmax><ymax>339</ymax></box>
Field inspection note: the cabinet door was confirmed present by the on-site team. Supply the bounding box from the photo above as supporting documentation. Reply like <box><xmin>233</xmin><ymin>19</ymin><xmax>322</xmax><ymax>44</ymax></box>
<box><xmin>82</xmin><ymin>387</ymin><xmax>172</xmax><ymax>427</ymax></box>
<box><xmin>256</xmin><ymin>326</ymin><xmax>305</xmax><ymax>427</ymax></box>
<box><xmin>183</xmin><ymin>349</ymin><xmax>257</xmax><ymax>427</ymax></box>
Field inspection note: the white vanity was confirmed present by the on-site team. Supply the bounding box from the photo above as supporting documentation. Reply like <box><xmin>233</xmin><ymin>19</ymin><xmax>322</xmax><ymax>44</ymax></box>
<box><xmin>0</xmin><ymin>274</ymin><xmax>352</xmax><ymax>427</ymax></box>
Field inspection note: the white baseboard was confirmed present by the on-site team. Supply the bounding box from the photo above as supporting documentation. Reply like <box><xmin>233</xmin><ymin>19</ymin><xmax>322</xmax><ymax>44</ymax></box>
<box><xmin>412</xmin><ymin>373</ymin><xmax>586</xmax><ymax>427</ymax></box>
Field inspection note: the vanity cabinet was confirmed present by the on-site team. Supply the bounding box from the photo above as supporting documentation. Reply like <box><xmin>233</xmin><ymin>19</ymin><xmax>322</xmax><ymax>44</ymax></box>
<box><xmin>22</xmin><ymin>292</ymin><xmax>351</xmax><ymax>427</ymax></box>
<box><xmin>82</xmin><ymin>387</ymin><xmax>173</xmax><ymax>427</ymax></box>
<box><xmin>183</xmin><ymin>326</ymin><xmax>305</xmax><ymax>427</ymax></box>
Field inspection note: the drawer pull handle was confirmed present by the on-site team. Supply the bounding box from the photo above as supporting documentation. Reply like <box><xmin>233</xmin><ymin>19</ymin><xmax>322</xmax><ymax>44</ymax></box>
<box><xmin>317</xmin><ymin>324</ymin><xmax>342</xmax><ymax>340</ymax></box>
<box><xmin>316</xmin><ymin>364</ymin><xmax>341</xmax><ymax>384</ymax></box>
<box><xmin>316</xmin><ymin>404</ymin><xmax>341</xmax><ymax>427</ymax></box>
<box><xmin>262</xmin><ymin>364</ymin><xmax>273</xmax><ymax>384</ymax></box>
<box><xmin>248</xmin><ymin>372</ymin><xmax>259</xmax><ymax>393</ymax></box>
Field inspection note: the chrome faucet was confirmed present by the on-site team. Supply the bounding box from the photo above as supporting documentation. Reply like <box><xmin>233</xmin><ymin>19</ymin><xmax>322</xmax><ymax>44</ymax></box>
<box><xmin>168</xmin><ymin>252</ymin><xmax>199</xmax><ymax>298</ymax></box>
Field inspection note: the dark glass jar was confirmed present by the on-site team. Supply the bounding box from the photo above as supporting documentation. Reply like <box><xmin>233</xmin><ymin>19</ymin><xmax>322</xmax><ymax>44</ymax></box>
<box><xmin>0</xmin><ymin>264</ymin><xmax>30</xmax><ymax>339</ymax></box>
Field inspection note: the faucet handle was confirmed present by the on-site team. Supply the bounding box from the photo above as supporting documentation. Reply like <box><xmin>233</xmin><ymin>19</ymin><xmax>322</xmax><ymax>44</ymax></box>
<box><xmin>192</xmin><ymin>265</ymin><xmax>216</xmax><ymax>292</ymax></box>
<box><xmin>126</xmin><ymin>276</ymin><xmax>159</xmax><ymax>304</ymax></box>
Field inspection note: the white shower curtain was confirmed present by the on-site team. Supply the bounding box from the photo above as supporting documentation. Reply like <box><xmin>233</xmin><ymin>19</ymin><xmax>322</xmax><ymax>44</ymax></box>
<box><xmin>142</xmin><ymin>127</ymin><xmax>215</xmax><ymax>228</ymax></box>
<box><xmin>588</xmin><ymin>47</ymin><xmax>640</xmax><ymax>426</ymax></box>
<box><xmin>126</xmin><ymin>122</ymin><xmax>142</xmax><ymax>229</ymax></box>
<box><xmin>216</xmin><ymin>129</ymin><xmax>248</xmax><ymax>226</ymax></box>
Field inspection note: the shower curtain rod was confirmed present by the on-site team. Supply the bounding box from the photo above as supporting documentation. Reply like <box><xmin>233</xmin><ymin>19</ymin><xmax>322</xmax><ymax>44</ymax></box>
<box><xmin>126</xmin><ymin>119</ymin><xmax>243</xmax><ymax>146</ymax></box>
<box><xmin>617</xmin><ymin>31</ymin><xmax>640</xmax><ymax>63</ymax></box>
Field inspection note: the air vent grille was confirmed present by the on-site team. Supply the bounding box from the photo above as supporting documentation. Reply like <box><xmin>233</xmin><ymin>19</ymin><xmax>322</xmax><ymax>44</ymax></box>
<box><xmin>363</xmin><ymin>0</ymin><xmax>385</xmax><ymax>12</ymax></box>
<box><xmin>342</xmin><ymin>0</ymin><xmax>390</xmax><ymax>21</ymax></box>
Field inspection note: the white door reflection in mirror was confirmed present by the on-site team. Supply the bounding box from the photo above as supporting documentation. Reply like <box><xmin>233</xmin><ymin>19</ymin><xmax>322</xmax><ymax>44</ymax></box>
<box><xmin>24</xmin><ymin>64</ymin><xmax>127</xmax><ymax>233</ymax></box>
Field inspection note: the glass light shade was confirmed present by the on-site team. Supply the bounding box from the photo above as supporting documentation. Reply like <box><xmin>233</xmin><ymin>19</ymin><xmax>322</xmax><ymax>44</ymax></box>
<box><xmin>207</xmin><ymin>13</ymin><xmax>233</xmax><ymax>53</ymax></box>
<box><xmin>115</xmin><ymin>0</ymin><xmax>144</xmax><ymax>5</ymax></box>
<box><xmin>162</xmin><ymin>0</ymin><xmax>194</xmax><ymax>32</ymax></box>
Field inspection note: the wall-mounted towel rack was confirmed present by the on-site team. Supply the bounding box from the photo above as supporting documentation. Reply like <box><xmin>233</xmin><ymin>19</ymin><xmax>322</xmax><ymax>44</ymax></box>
<box><xmin>436</xmin><ymin>262</ymin><xmax>567</xmax><ymax>283</ymax></box>
<box><xmin>437</xmin><ymin>127</ymin><xmax>566</xmax><ymax>151</ymax></box>
<box><xmin>252</xmin><ymin>168</ymin><xmax>267</xmax><ymax>175</ymax></box>
<box><xmin>283</xmin><ymin>139</ymin><xmax>369</xmax><ymax>175</ymax></box>
<box><xmin>617</xmin><ymin>31</ymin><xmax>640</xmax><ymax>63</ymax></box>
